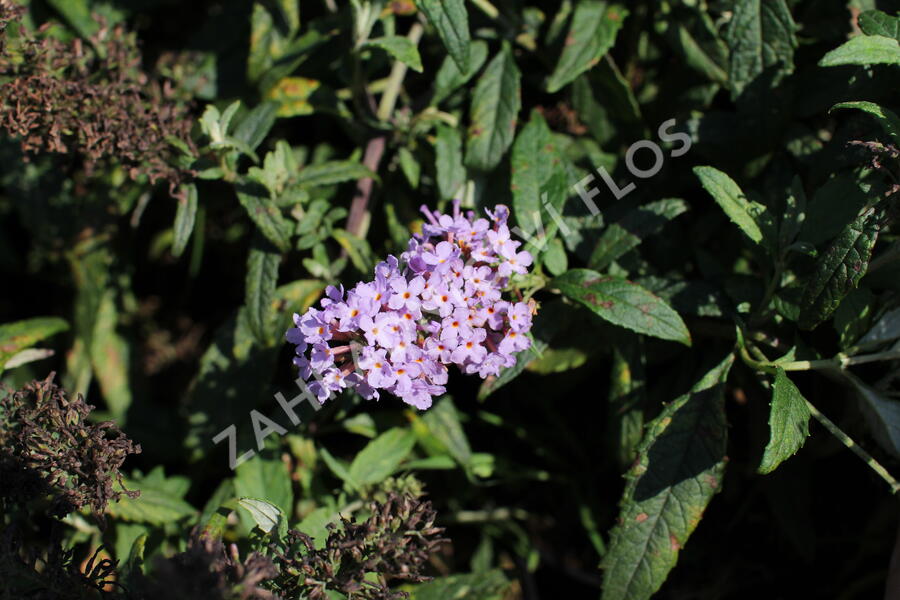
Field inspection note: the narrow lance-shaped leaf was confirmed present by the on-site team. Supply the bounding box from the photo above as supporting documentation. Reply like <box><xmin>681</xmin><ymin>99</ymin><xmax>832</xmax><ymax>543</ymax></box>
<box><xmin>435</xmin><ymin>124</ymin><xmax>466</xmax><ymax>201</ymax></box>
<box><xmin>466</xmin><ymin>43</ymin><xmax>521</xmax><ymax>171</ymax></box>
<box><xmin>553</xmin><ymin>269</ymin><xmax>691</xmax><ymax>346</ymax></box>
<box><xmin>432</xmin><ymin>40</ymin><xmax>489</xmax><ymax>105</ymax></box>
<box><xmin>365</xmin><ymin>36</ymin><xmax>424</xmax><ymax>72</ymax></box>
<box><xmin>172</xmin><ymin>183</ymin><xmax>198</xmax><ymax>258</ymax></box>
<box><xmin>819</xmin><ymin>35</ymin><xmax>900</xmax><ymax>67</ymax></box>
<box><xmin>418</xmin><ymin>0</ymin><xmax>470</xmax><ymax>72</ymax></box>
<box><xmin>0</xmin><ymin>317</ymin><xmax>69</xmax><ymax>370</ymax></box>
<box><xmin>758</xmin><ymin>368</ymin><xmax>811</xmax><ymax>474</ymax></box>
<box><xmin>236</xmin><ymin>183</ymin><xmax>292</xmax><ymax>252</ymax></box>
<box><xmin>601</xmin><ymin>355</ymin><xmax>734</xmax><ymax>600</ymax></box>
<box><xmin>693</xmin><ymin>166</ymin><xmax>764</xmax><ymax>243</ymax></box>
<box><xmin>511</xmin><ymin>110</ymin><xmax>563</xmax><ymax>237</ymax></box>
<box><xmin>798</xmin><ymin>208</ymin><xmax>882</xmax><ymax>330</ymax></box>
<box><xmin>347</xmin><ymin>428</ymin><xmax>416</xmax><ymax>486</ymax></box>
<box><xmin>607</xmin><ymin>335</ymin><xmax>646</xmax><ymax>469</ymax></box>
<box><xmin>546</xmin><ymin>2</ymin><xmax>628</xmax><ymax>93</ymax></box>
<box><xmin>245</xmin><ymin>239</ymin><xmax>281</xmax><ymax>347</ymax></box>
<box><xmin>296</xmin><ymin>161</ymin><xmax>377</xmax><ymax>188</ymax></box>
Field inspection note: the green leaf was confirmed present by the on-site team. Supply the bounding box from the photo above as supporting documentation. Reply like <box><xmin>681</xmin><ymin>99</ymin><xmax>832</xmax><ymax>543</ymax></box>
<box><xmin>601</xmin><ymin>355</ymin><xmax>733</xmax><ymax>600</ymax></box>
<box><xmin>819</xmin><ymin>34</ymin><xmax>900</xmax><ymax>67</ymax></box>
<box><xmin>172</xmin><ymin>183</ymin><xmax>198</xmax><ymax>258</ymax></box>
<box><xmin>418</xmin><ymin>0</ymin><xmax>470</xmax><ymax>72</ymax></box>
<box><xmin>332</xmin><ymin>228</ymin><xmax>375</xmax><ymax>274</ymax></box>
<box><xmin>365</xmin><ymin>36</ymin><xmax>424</xmax><ymax>72</ymax></box>
<box><xmin>237</xmin><ymin>497</ymin><xmax>287</xmax><ymax>537</ymax></box>
<box><xmin>433</xmin><ymin>40</ymin><xmax>489</xmax><ymax>105</ymax></box>
<box><xmin>667</xmin><ymin>20</ymin><xmax>728</xmax><ymax>85</ymax></box>
<box><xmin>693</xmin><ymin>166</ymin><xmax>764</xmax><ymax>243</ymax></box>
<box><xmin>235</xmin><ymin>449</ymin><xmax>293</xmax><ymax>526</ymax></box>
<box><xmin>397</xmin><ymin>147</ymin><xmax>421</xmax><ymax>189</ymax></box>
<box><xmin>758</xmin><ymin>368</ymin><xmax>811</xmax><ymax>474</ymax></box>
<box><xmin>435</xmin><ymin>124</ymin><xmax>466</xmax><ymax>201</ymax></box>
<box><xmin>510</xmin><ymin>110</ymin><xmax>564</xmax><ymax>237</ymax></box>
<box><xmin>724</xmin><ymin>0</ymin><xmax>797</xmax><ymax>97</ymax></box>
<box><xmin>608</xmin><ymin>336</ymin><xmax>646</xmax><ymax>469</ymax></box>
<box><xmin>465</xmin><ymin>44</ymin><xmax>521</xmax><ymax>171</ymax></box>
<box><xmin>347</xmin><ymin>427</ymin><xmax>416</xmax><ymax>486</ymax></box>
<box><xmin>831</xmin><ymin>101</ymin><xmax>900</xmax><ymax>145</ymax></box>
<box><xmin>859</xmin><ymin>10</ymin><xmax>900</xmax><ymax>41</ymax></box>
<box><xmin>798</xmin><ymin>208</ymin><xmax>882</xmax><ymax>330</ymax></box>
<box><xmin>233</xmin><ymin>101</ymin><xmax>279</xmax><ymax>154</ymax></box>
<box><xmin>408</xmin><ymin>570</ymin><xmax>511</xmax><ymax>600</ymax></box>
<box><xmin>0</xmin><ymin>317</ymin><xmax>68</xmax><ymax>373</ymax></box>
<box><xmin>296</xmin><ymin>160</ymin><xmax>376</xmax><ymax>188</ymax></box>
<box><xmin>108</xmin><ymin>473</ymin><xmax>196</xmax><ymax>525</ymax></box>
<box><xmin>422</xmin><ymin>397</ymin><xmax>472</xmax><ymax>468</ymax></box>
<box><xmin>589</xmin><ymin>199</ymin><xmax>688</xmax><ymax>270</ymax></box>
<box><xmin>89</xmin><ymin>290</ymin><xmax>132</xmax><ymax>417</ymax></box>
<box><xmin>553</xmin><ymin>269</ymin><xmax>691</xmax><ymax>345</ymax></box>
<box><xmin>236</xmin><ymin>183</ymin><xmax>293</xmax><ymax>252</ymax></box>
<box><xmin>319</xmin><ymin>446</ymin><xmax>361</xmax><ymax>490</ymax></box>
<box><xmin>245</xmin><ymin>240</ymin><xmax>281</xmax><ymax>346</ymax></box>
<box><xmin>546</xmin><ymin>2</ymin><xmax>628</xmax><ymax>93</ymax></box>
<box><xmin>543</xmin><ymin>237</ymin><xmax>568</xmax><ymax>276</ymax></box>
<box><xmin>46</xmin><ymin>0</ymin><xmax>99</xmax><ymax>40</ymax></box>
<box><xmin>801</xmin><ymin>176</ymin><xmax>871</xmax><ymax>246</ymax></box>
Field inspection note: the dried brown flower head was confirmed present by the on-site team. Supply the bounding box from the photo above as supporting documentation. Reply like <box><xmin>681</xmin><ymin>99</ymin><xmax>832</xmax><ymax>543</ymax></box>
<box><xmin>0</xmin><ymin>373</ymin><xmax>141</xmax><ymax>518</ymax></box>
<box><xmin>130</xmin><ymin>532</ymin><xmax>278</xmax><ymax>600</ymax></box>
<box><xmin>0</xmin><ymin>1</ymin><xmax>195</xmax><ymax>195</ymax></box>
<box><xmin>272</xmin><ymin>493</ymin><xmax>447</xmax><ymax>600</ymax></box>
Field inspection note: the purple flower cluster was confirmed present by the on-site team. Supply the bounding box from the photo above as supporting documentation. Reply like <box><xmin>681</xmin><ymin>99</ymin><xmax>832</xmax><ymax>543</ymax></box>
<box><xmin>285</xmin><ymin>202</ymin><xmax>535</xmax><ymax>410</ymax></box>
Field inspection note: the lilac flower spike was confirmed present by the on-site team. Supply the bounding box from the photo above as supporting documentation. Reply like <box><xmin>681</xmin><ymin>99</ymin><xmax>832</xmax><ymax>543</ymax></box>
<box><xmin>285</xmin><ymin>204</ymin><xmax>536</xmax><ymax>410</ymax></box>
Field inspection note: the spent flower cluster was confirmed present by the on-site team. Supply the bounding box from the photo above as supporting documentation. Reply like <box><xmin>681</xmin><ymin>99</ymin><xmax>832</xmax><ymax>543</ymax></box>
<box><xmin>0</xmin><ymin>373</ymin><xmax>141</xmax><ymax>518</ymax></box>
<box><xmin>271</xmin><ymin>493</ymin><xmax>446</xmax><ymax>600</ymax></box>
<box><xmin>0</xmin><ymin>1</ymin><xmax>195</xmax><ymax>194</ymax></box>
<box><xmin>286</xmin><ymin>202</ymin><xmax>535</xmax><ymax>409</ymax></box>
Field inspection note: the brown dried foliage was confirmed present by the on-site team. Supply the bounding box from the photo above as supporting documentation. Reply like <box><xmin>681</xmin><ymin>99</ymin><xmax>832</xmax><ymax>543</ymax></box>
<box><xmin>0</xmin><ymin>373</ymin><xmax>141</xmax><ymax>518</ymax></box>
<box><xmin>272</xmin><ymin>493</ymin><xmax>447</xmax><ymax>600</ymax></box>
<box><xmin>131</xmin><ymin>532</ymin><xmax>278</xmax><ymax>600</ymax></box>
<box><xmin>0</xmin><ymin>1</ymin><xmax>195</xmax><ymax>195</ymax></box>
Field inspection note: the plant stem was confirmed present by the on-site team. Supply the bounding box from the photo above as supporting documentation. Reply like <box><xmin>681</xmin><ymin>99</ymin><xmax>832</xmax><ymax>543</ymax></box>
<box><xmin>377</xmin><ymin>23</ymin><xmax>423</xmax><ymax>122</ymax></box>
<box><xmin>779</xmin><ymin>350</ymin><xmax>900</xmax><ymax>372</ymax></box>
<box><xmin>805</xmin><ymin>399</ymin><xmax>900</xmax><ymax>495</ymax></box>
<box><xmin>346</xmin><ymin>23</ymin><xmax>423</xmax><ymax>240</ymax></box>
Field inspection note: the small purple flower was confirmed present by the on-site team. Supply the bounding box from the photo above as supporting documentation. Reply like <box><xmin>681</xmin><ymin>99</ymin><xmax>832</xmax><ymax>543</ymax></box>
<box><xmin>388</xmin><ymin>275</ymin><xmax>425</xmax><ymax>312</ymax></box>
<box><xmin>498</xmin><ymin>329</ymin><xmax>531</xmax><ymax>354</ymax></box>
<box><xmin>450</xmin><ymin>327</ymin><xmax>488</xmax><ymax>364</ymax></box>
<box><xmin>422</xmin><ymin>241</ymin><xmax>458</xmax><ymax>273</ymax></box>
<box><xmin>360</xmin><ymin>312</ymin><xmax>399</xmax><ymax>348</ymax></box>
<box><xmin>498</xmin><ymin>241</ymin><xmax>533</xmax><ymax>277</ymax></box>
<box><xmin>507</xmin><ymin>302</ymin><xmax>533</xmax><ymax>332</ymax></box>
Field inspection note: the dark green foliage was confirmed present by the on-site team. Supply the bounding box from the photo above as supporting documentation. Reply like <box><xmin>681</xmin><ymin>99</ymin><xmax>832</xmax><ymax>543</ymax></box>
<box><xmin>2</xmin><ymin>0</ymin><xmax>900</xmax><ymax>599</ymax></box>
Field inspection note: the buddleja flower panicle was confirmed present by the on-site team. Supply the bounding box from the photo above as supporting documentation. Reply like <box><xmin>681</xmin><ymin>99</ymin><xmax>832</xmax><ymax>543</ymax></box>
<box><xmin>286</xmin><ymin>202</ymin><xmax>536</xmax><ymax>410</ymax></box>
